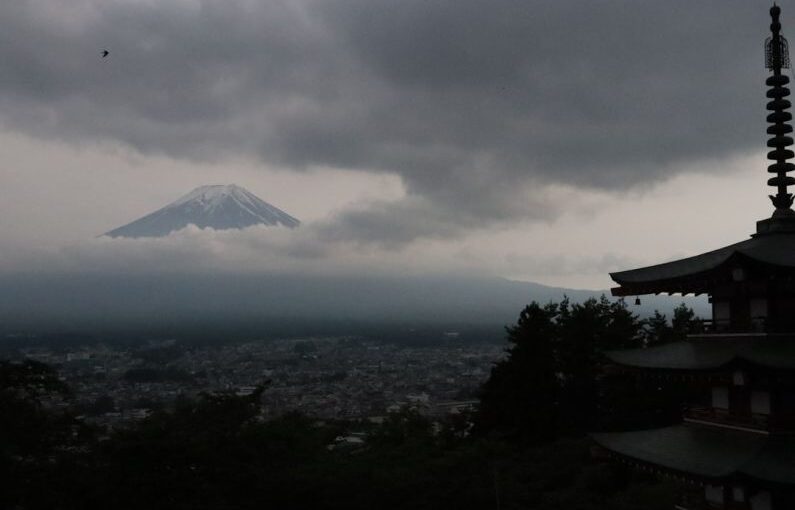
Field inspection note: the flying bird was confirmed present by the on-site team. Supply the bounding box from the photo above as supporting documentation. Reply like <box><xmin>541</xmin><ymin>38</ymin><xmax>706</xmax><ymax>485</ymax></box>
<box><xmin>101</xmin><ymin>50</ymin><xmax>109</xmax><ymax>58</ymax></box>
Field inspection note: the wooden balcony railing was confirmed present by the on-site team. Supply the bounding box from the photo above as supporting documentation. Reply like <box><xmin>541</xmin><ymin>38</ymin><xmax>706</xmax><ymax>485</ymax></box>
<box><xmin>683</xmin><ymin>406</ymin><xmax>769</xmax><ymax>432</ymax></box>
<box><xmin>699</xmin><ymin>317</ymin><xmax>767</xmax><ymax>334</ymax></box>
<box><xmin>685</xmin><ymin>406</ymin><xmax>795</xmax><ymax>433</ymax></box>
<box><xmin>676</xmin><ymin>490</ymin><xmax>710</xmax><ymax>510</ymax></box>
<box><xmin>677</xmin><ymin>489</ymin><xmax>753</xmax><ymax>510</ymax></box>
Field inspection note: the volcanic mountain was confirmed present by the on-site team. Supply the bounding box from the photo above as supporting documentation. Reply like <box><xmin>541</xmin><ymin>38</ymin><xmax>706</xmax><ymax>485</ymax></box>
<box><xmin>103</xmin><ymin>184</ymin><xmax>300</xmax><ymax>238</ymax></box>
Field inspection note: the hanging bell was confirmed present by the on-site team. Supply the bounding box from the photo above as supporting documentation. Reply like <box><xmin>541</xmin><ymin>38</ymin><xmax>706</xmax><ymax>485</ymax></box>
<box><xmin>634</xmin><ymin>297</ymin><xmax>641</xmax><ymax>306</ymax></box>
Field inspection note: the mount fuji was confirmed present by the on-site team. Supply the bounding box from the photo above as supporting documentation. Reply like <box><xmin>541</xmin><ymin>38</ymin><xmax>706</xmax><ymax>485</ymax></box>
<box><xmin>103</xmin><ymin>184</ymin><xmax>300</xmax><ymax>238</ymax></box>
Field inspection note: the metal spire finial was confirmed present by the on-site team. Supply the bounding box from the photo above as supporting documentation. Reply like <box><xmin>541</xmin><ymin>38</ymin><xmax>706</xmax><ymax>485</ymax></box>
<box><xmin>765</xmin><ymin>4</ymin><xmax>795</xmax><ymax>212</ymax></box>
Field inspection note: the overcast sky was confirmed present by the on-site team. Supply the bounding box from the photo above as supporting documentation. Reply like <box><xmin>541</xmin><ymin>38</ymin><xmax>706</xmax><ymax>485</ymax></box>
<box><xmin>0</xmin><ymin>1</ymin><xmax>784</xmax><ymax>289</ymax></box>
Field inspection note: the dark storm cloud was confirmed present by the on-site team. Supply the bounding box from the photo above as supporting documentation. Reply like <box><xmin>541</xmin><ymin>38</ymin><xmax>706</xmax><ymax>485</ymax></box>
<box><xmin>0</xmin><ymin>1</ymin><xmax>771</xmax><ymax>242</ymax></box>
<box><xmin>317</xmin><ymin>190</ymin><xmax>559</xmax><ymax>247</ymax></box>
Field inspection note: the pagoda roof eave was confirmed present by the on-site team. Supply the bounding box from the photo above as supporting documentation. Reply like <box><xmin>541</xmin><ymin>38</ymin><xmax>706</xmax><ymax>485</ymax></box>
<box><xmin>592</xmin><ymin>424</ymin><xmax>795</xmax><ymax>486</ymax></box>
<box><xmin>604</xmin><ymin>337</ymin><xmax>795</xmax><ymax>371</ymax></box>
<box><xmin>610</xmin><ymin>231</ymin><xmax>795</xmax><ymax>296</ymax></box>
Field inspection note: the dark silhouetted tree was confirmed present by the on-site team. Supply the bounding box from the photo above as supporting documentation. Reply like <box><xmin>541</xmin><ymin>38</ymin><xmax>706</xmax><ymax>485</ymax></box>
<box><xmin>672</xmin><ymin>303</ymin><xmax>702</xmax><ymax>338</ymax></box>
<box><xmin>475</xmin><ymin>301</ymin><xmax>561</xmax><ymax>443</ymax></box>
<box><xmin>0</xmin><ymin>360</ymin><xmax>91</xmax><ymax>509</ymax></box>
<box><xmin>644</xmin><ymin>311</ymin><xmax>673</xmax><ymax>347</ymax></box>
<box><xmin>475</xmin><ymin>297</ymin><xmax>648</xmax><ymax>442</ymax></box>
<box><xmin>644</xmin><ymin>303</ymin><xmax>701</xmax><ymax>347</ymax></box>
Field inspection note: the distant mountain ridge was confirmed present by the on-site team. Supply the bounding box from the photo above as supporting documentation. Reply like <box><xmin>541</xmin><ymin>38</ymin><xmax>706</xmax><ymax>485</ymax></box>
<box><xmin>104</xmin><ymin>184</ymin><xmax>299</xmax><ymax>238</ymax></box>
<box><xmin>0</xmin><ymin>273</ymin><xmax>709</xmax><ymax>335</ymax></box>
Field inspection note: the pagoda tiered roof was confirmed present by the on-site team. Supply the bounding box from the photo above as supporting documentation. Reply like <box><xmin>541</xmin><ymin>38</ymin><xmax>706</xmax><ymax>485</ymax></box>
<box><xmin>610</xmin><ymin>227</ymin><xmax>795</xmax><ymax>296</ymax></box>
<box><xmin>606</xmin><ymin>337</ymin><xmax>795</xmax><ymax>371</ymax></box>
<box><xmin>593</xmin><ymin>424</ymin><xmax>795</xmax><ymax>485</ymax></box>
<box><xmin>608</xmin><ymin>2</ymin><xmax>795</xmax><ymax>299</ymax></box>
<box><xmin>596</xmin><ymin>6</ymin><xmax>795</xmax><ymax>500</ymax></box>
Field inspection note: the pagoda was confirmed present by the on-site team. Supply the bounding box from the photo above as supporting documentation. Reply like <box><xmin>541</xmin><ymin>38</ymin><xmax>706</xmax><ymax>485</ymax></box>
<box><xmin>593</xmin><ymin>6</ymin><xmax>795</xmax><ymax>510</ymax></box>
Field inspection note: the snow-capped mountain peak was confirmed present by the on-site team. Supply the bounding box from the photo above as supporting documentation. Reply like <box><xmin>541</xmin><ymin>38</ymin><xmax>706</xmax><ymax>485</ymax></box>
<box><xmin>171</xmin><ymin>184</ymin><xmax>249</xmax><ymax>209</ymax></box>
<box><xmin>103</xmin><ymin>184</ymin><xmax>300</xmax><ymax>238</ymax></box>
